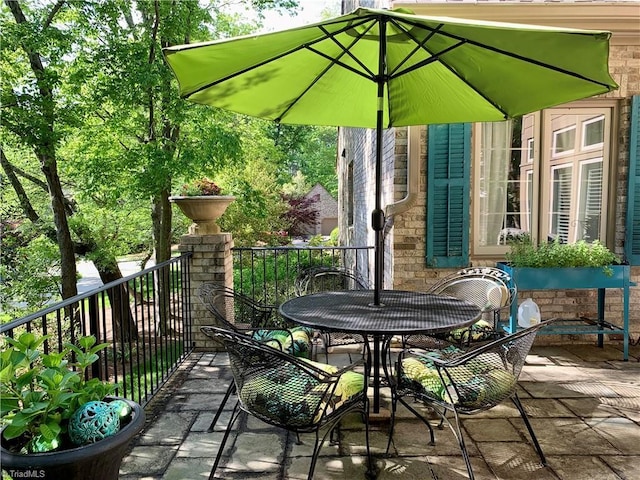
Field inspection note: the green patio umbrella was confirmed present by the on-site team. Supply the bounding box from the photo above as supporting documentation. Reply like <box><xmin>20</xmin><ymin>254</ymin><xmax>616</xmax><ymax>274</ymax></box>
<box><xmin>163</xmin><ymin>7</ymin><xmax>617</xmax><ymax>305</ymax></box>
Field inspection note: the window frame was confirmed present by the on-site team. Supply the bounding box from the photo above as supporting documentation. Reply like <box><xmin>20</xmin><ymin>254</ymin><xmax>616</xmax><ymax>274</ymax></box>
<box><xmin>582</xmin><ymin>114</ymin><xmax>605</xmax><ymax>150</ymax></box>
<box><xmin>471</xmin><ymin>100</ymin><xmax>618</xmax><ymax>258</ymax></box>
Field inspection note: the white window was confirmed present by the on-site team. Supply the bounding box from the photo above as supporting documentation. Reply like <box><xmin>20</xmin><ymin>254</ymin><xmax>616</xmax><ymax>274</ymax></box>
<box><xmin>582</xmin><ymin>115</ymin><xmax>605</xmax><ymax>150</ymax></box>
<box><xmin>550</xmin><ymin>165</ymin><xmax>572</xmax><ymax>242</ymax></box>
<box><xmin>473</xmin><ymin>102</ymin><xmax>615</xmax><ymax>255</ymax></box>
<box><xmin>552</xmin><ymin>125</ymin><xmax>576</xmax><ymax>157</ymax></box>
<box><xmin>526</xmin><ymin>138</ymin><xmax>534</xmax><ymax>162</ymax></box>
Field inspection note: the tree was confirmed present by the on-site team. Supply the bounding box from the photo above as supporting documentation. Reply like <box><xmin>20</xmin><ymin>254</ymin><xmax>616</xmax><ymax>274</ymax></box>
<box><xmin>2</xmin><ymin>0</ymin><xmax>80</xmax><ymax>303</ymax></box>
<box><xmin>1</xmin><ymin>0</ymin><xmax>290</xmax><ymax>324</ymax></box>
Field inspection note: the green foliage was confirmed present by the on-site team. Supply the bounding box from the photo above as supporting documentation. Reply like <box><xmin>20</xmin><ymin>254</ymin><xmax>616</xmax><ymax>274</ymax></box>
<box><xmin>328</xmin><ymin>227</ymin><xmax>339</xmax><ymax>246</ymax></box>
<box><xmin>505</xmin><ymin>237</ymin><xmax>620</xmax><ymax>274</ymax></box>
<box><xmin>179</xmin><ymin>178</ymin><xmax>222</xmax><ymax>196</ymax></box>
<box><xmin>1</xmin><ymin>333</ymin><xmax>117</xmax><ymax>454</ymax></box>
<box><xmin>1</xmin><ymin>0</ymin><xmax>338</xmax><ymax>311</ymax></box>
<box><xmin>0</xmin><ymin>235</ymin><xmax>62</xmax><ymax>316</ymax></box>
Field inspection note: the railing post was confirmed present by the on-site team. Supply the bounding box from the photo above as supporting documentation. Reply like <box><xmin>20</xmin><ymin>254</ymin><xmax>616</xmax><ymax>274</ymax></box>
<box><xmin>177</xmin><ymin>232</ymin><xmax>234</xmax><ymax>350</ymax></box>
<box><xmin>88</xmin><ymin>295</ymin><xmax>101</xmax><ymax>379</ymax></box>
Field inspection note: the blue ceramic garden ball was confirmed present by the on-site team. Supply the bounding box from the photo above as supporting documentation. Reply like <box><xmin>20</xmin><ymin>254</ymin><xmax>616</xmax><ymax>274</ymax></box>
<box><xmin>68</xmin><ymin>401</ymin><xmax>120</xmax><ymax>445</ymax></box>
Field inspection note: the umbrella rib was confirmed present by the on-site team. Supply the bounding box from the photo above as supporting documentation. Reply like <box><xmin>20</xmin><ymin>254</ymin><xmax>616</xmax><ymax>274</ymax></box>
<box><xmin>386</xmin><ymin>19</ymin><xmax>442</xmax><ymax>78</ymax></box>
<box><xmin>274</xmin><ymin>23</ymin><xmax>379</xmax><ymax>122</ymax></box>
<box><xmin>393</xmin><ymin>18</ymin><xmax>614</xmax><ymax>91</ymax></box>
<box><xmin>389</xmin><ymin>39</ymin><xmax>511</xmax><ymax>118</ymax></box>
<box><xmin>316</xmin><ymin>23</ymin><xmax>378</xmax><ymax>80</ymax></box>
<box><xmin>181</xmin><ymin>17</ymin><xmax>376</xmax><ymax>99</ymax></box>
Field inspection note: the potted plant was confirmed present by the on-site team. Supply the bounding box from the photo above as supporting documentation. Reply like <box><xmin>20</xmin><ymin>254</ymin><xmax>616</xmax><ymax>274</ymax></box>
<box><xmin>499</xmin><ymin>237</ymin><xmax>624</xmax><ymax>287</ymax></box>
<box><xmin>1</xmin><ymin>333</ymin><xmax>144</xmax><ymax>480</ymax></box>
<box><xmin>170</xmin><ymin>178</ymin><xmax>236</xmax><ymax>234</ymax></box>
<box><xmin>496</xmin><ymin>237</ymin><xmax>632</xmax><ymax>359</ymax></box>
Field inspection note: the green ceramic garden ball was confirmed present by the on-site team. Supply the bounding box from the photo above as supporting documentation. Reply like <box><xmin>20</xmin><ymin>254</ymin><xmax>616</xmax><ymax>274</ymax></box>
<box><xmin>68</xmin><ymin>400</ymin><xmax>120</xmax><ymax>445</ymax></box>
<box><xmin>109</xmin><ymin>399</ymin><xmax>132</xmax><ymax>418</ymax></box>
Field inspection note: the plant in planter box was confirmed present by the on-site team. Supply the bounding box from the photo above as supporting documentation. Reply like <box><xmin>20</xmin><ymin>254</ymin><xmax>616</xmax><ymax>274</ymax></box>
<box><xmin>497</xmin><ymin>236</ymin><xmax>632</xmax><ymax>361</ymax></box>
<box><xmin>504</xmin><ymin>236</ymin><xmax>620</xmax><ymax>274</ymax></box>
<box><xmin>1</xmin><ymin>333</ymin><xmax>144</xmax><ymax>480</ymax></box>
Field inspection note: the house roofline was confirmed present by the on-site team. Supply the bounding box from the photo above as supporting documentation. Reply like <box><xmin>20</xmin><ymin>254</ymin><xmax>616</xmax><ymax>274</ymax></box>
<box><xmin>392</xmin><ymin>2</ymin><xmax>640</xmax><ymax>45</ymax></box>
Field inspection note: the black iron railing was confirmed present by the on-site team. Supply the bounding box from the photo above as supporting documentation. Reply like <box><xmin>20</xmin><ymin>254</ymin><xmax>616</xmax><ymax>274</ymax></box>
<box><xmin>232</xmin><ymin>245</ymin><xmax>373</xmax><ymax>305</ymax></box>
<box><xmin>0</xmin><ymin>253</ymin><xmax>193</xmax><ymax>407</ymax></box>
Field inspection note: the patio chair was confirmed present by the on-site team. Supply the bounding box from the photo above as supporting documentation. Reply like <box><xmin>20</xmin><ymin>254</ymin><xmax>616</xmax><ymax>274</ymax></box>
<box><xmin>388</xmin><ymin>320</ymin><xmax>554</xmax><ymax>480</ymax></box>
<box><xmin>202</xmin><ymin>326</ymin><xmax>374</xmax><ymax>480</ymax></box>
<box><xmin>295</xmin><ymin>266</ymin><xmax>369</xmax><ymax>361</ymax></box>
<box><xmin>197</xmin><ymin>283</ymin><xmax>314</xmax><ymax>431</ymax></box>
<box><xmin>405</xmin><ymin>267</ymin><xmax>515</xmax><ymax>350</ymax></box>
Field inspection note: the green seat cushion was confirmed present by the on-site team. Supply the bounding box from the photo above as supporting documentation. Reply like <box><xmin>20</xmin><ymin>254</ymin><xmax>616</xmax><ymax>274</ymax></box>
<box><xmin>251</xmin><ymin>326</ymin><xmax>313</xmax><ymax>358</ymax></box>
<box><xmin>400</xmin><ymin>347</ymin><xmax>516</xmax><ymax>408</ymax></box>
<box><xmin>239</xmin><ymin>358</ymin><xmax>364</xmax><ymax>427</ymax></box>
<box><xmin>446</xmin><ymin>319</ymin><xmax>495</xmax><ymax>344</ymax></box>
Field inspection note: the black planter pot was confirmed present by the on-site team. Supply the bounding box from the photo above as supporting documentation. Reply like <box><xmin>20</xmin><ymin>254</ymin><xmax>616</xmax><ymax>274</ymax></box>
<box><xmin>1</xmin><ymin>398</ymin><xmax>144</xmax><ymax>480</ymax></box>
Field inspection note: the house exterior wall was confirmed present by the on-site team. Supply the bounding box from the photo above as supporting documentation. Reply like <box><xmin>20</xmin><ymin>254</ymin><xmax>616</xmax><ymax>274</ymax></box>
<box><xmin>337</xmin><ymin>0</ymin><xmax>640</xmax><ymax>342</ymax></box>
<box><xmin>338</xmin><ymin>126</ymin><xmax>397</xmax><ymax>285</ymax></box>
<box><xmin>303</xmin><ymin>183</ymin><xmax>338</xmax><ymax>236</ymax></box>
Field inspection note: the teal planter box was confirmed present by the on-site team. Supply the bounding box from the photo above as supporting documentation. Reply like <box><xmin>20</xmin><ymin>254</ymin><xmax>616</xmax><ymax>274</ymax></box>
<box><xmin>497</xmin><ymin>262</ymin><xmax>630</xmax><ymax>290</ymax></box>
<box><xmin>496</xmin><ymin>262</ymin><xmax>631</xmax><ymax>360</ymax></box>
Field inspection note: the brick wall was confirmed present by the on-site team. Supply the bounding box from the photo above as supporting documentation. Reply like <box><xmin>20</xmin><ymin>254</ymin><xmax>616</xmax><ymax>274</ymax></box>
<box><xmin>338</xmin><ymin>0</ymin><xmax>640</xmax><ymax>343</ymax></box>
<box><xmin>178</xmin><ymin>233</ymin><xmax>233</xmax><ymax>350</ymax></box>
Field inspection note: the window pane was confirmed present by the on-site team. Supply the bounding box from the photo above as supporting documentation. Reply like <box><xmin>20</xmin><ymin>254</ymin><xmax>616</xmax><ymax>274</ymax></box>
<box><xmin>583</xmin><ymin>116</ymin><xmax>604</xmax><ymax>148</ymax></box>
<box><xmin>472</xmin><ymin>105</ymin><xmax>611</xmax><ymax>256</ymax></box>
<box><xmin>525</xmin><ymin>170</ymin><xmax>533</xmax><ymax>232</ymax></box>
<box><xmin>553</xmin><ymin>126</ymin><xmax>576</xmax><ymax>156</ymax></box>
<box><xmin>550</xmin><ymin>166</ymin><xmax>572</xmax><ymax>243</ymax></box>
<box><xmin>577</xmin><ymin>160</ymin><xmax>603</xmax><ymax>241</ymax></box>
<box><xmin>477</xmin><ymin>118</ymin><xmax>532</xmax><ymax>247</ymax></box>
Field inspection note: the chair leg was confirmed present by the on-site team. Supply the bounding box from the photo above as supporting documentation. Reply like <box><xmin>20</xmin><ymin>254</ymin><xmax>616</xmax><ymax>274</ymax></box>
<box><xmin>209</xmin><ymin>401</ymin><xmax>241</xmax><ymax>480</ymax></box>
<box><xmin>386</xmin><ymin>394</ymin><xmax>398</xmax><ymax>455</ymax></box>
<box><xmin>511</xmin><ymin>394</ymin><xmax>547</xmax><ymax>466</ymax></box>
<box><xmin>446</xmin><ymin>408</ymin><xmax>475</xmax><ymax>480</ymax></box>
<box><xmin>363</xmin><ymin>400</ymin><xmax>375</xmax><ymax>480</ymax></box>
<box><xmin>392</xmin><ymin>397</ymin><xmax>436</xmax><ymax>449</ymax></box>
<box><xmin>208</xmin><ymin>383</ymin><xmax>236</xmax><ymax>432</ymax></box>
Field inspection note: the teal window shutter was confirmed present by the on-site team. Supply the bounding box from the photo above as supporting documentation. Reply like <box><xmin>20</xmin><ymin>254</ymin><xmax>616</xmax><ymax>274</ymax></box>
<box><xmin>625</xmin><ymin>95</ymin><xmax>640</xmax><ymax>265</ymax></box>
<box><xmin>425</xmin><ymin>123</ymin><xmax>471</xmax><ymax>267</ymax></box>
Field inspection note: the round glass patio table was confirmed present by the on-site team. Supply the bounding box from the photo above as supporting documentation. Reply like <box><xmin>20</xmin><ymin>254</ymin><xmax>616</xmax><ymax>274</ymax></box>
<box><xmin>279</xmin><ymin>290</ymin><xmax>482</xmax><ymax>413</ymax></box>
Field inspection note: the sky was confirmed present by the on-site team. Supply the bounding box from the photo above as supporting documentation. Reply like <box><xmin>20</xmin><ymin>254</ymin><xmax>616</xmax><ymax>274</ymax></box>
<box><xmin>258</xmin><ymin>0</ymin><xmax>343</xmax><ymax>32</ymax></box>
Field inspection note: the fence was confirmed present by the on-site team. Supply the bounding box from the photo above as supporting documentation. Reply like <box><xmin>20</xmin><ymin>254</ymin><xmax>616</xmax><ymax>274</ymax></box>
<box><xmin>0</xmin><ymin>253</ymin><xmax>193</xmax><ymax>407</ymax></box>
<box><xmin>232</xmin><ymin>245</ymin><xmax>373</xmax><ymax>305</ymax></box>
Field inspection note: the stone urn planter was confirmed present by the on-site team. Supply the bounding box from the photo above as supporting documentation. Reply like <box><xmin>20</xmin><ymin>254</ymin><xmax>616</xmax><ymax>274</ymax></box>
<box><xmin>170</xmin><ymin>195</ymin><xmax>236</xmax><ymax>234</ymax></box>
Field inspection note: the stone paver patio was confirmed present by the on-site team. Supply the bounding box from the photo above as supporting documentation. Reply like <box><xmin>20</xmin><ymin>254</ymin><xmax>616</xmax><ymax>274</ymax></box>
<box><xmin>120</xmin><ymin>342</ymin><xmax>640</xmax><ymax>480</ymax></box>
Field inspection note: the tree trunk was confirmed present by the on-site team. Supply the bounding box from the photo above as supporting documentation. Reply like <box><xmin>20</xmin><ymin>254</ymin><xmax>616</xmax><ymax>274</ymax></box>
<box><xmin>152</xmin><ymin>190</ymin><xmax>174</xmax><ymax>335</ymax></box>
<box><xmin>95</xmin><ymin>259</ymin><xmax>138</xmax><ymax>342</ymax></box>
<box><xmin>6</xmin><ymin>0</ymin><xmax>78</xmax><ymax>301</ymax></box>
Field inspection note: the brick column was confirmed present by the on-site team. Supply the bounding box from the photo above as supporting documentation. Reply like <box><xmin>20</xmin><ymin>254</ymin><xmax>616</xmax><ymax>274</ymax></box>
<box><xmin>177</xmin><ymin>233</ymin><xmax>233</xmax><ymax>350</ymax></box>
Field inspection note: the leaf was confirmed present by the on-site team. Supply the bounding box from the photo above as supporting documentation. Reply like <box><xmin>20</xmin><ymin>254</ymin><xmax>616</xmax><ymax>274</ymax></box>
<box><xmin>0</xmin><ymin>397</ymin><xmax>20</xmax><ymax>416</ymax></box>
<box><xmin>2</xmin><ymin>423</ymin><xmax>27</xmax><ymax>440</ymax></box>
<box><xmin>39</xmin><ymin>421</ymin><xmax>61</xmax><ymax>441</ymax></box>
<box><xmin>0</xmin><ymin>363</ymin><xmax>14</xmax><ymax>384</ymax></box>
<box><xmin>78</xmin><ymin>335</ymin><xmax>97</xmax><ymax>349</ymax></box>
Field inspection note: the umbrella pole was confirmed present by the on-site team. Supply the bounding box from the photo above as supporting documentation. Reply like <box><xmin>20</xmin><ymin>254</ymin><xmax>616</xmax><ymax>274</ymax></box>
<box><xmin>372</xmin><ymin>18</ymin><xmax>387</xmax><ymax>308</ymax></box>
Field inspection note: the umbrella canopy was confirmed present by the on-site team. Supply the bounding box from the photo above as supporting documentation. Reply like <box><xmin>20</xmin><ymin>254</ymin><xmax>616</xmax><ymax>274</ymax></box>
<box><xmin>163</xmin><ymin>7</ymin><xmax>617</xmax><ymax>303</ymax></box>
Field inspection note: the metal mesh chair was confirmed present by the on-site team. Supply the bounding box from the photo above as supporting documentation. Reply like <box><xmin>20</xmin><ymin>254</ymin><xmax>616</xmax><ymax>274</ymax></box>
<box><xmin>405</xmin><ymin>267</ymin><xmax>515</xmax><ymax>349</ymax></box>
<box><xmin>197</xmin><ymin>283</ymin><xmax>314</xmax><ymax>431</ymax></box>
<box><xmin>389</xmin><ymin>320</ymin><xmax>553</xmax><ymax>480</ymax></box>
<box><xmin>295</xmin><ymin>266</ymin><xmax>369</xmax><ymax>361</ymax></box>
<box><xmin>202</xmin><ymin>326</ymin><xmax>373</xmax><ymax>480</ymax></box>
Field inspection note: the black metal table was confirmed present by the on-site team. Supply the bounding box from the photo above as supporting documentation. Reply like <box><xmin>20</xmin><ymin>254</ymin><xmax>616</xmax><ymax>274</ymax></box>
<box><xmin>279</xmin><ymin>290</ymin><xmax>482</xmax><ymax>413</ymax></box>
